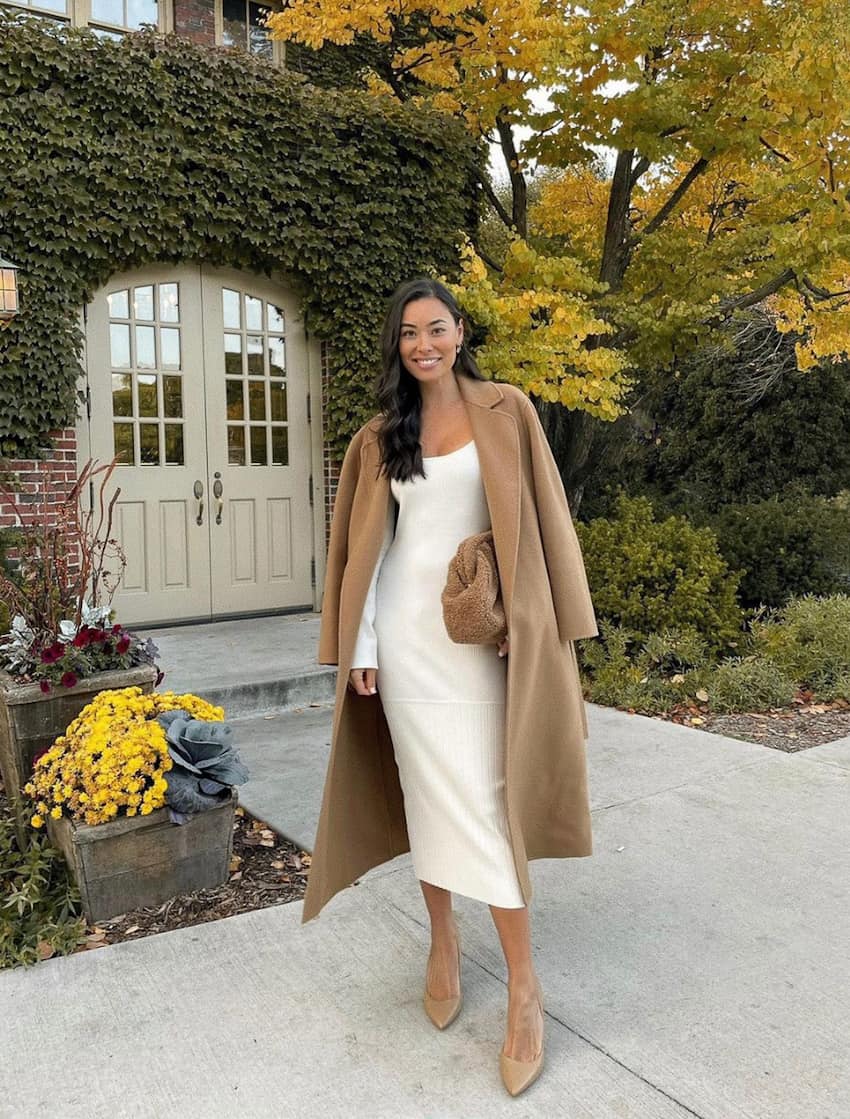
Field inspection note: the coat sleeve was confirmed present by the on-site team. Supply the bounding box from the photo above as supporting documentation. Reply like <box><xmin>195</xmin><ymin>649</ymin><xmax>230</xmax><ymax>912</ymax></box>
<box><xmin>522</xmin><ymin>397</ymin><xmax>599</xmax><ymax>643</ymax></box>
<box><xmin>350</xmin><ymin>493</ymin><xmax>396</xmax><ymax>669</ymax></box>
<box><xmin>317</xmin><ymin>429</ymin><xmax>365</xmax><ymax>666</ymax></box>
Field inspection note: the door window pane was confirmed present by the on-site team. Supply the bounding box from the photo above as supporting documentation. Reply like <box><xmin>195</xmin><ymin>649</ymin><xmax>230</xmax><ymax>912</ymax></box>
<box><xmin>112</xmin><ymin>373</ymin><xmax>133</xmax><ymax>416</ymax></box>
<box><xmin>164</xmin><ymin>424</ymin><xmax>184</xmax><ymax>465</ymax></box>
<box><xmin>139</xmin><ymin>423</ymin><xmax>160</xmax><ymax>464</ymax></box>
<box><xmin>228</xmin><ymin>425</ymin><xmax>246</xmax><ymax>465</ymax></box>
<box><xmin>248</xmin><ymin>381</ymin><xmax>266</xmax><ymax>420</ymax></box>
<box><xmin>110</xmin><ymin>323</ymin><xmax>131</xmax><ymax>368</ymax></box>
<box><xmin>269</xmin><ymin>382</ymin><xmax>286</xmax><ymax>422</ymax></box>
<box><xmin>134</xmin><ymin>285</ymin><xmax>155</xmax><ymax>321</ymax></box>
<box><xmin>250</xmin><ymin>425</ymin><xmax>268</xmax><ymax>465</ymax></box>
<box><xmin>268</xmin><ymin>337</ymin><xmax>285</xmax><ymax>375</ymax></box>
<box><xmin>113</xmin><ymin>422</ymin><xmax>135</xmax><ymax>464</ymax></box>
<box><xmin>268</xmin><ymin>304</ymin><xmax>284</xmax><ymax>333</ymax></box>
<box><xmin>247</xmin><ymin>335</ymin><xmax>263</xmax><ymax>374</ymax></box>
<box><xmin>271</xmin><ymin>426</ymin><xmax>288</xmax><ymax>465</ymax></box>
<box><xmin>108</xmin><ymin>289</ymin><xmax>129</xmax><ymax>318</ymax></box>
<box><xmin>160</xmin><ymin>283</ymin><xmax>179</xmax><ymax>322</ymax></box>
<box><xmin>227</xmin><ymin>379</ymin><xmax>244</xmax><ymax>419</ymax></box>
<box><xmin>224</xmin><ymin>334</ymin><xmax>242</xmax><ymax>374</ymax></box>
<box><xmin>163</xmin><ymin>375</ymin><xmax>183</xmax><ymax>418</ymax></box>
<box><xmin>222</xmin><ymin>288</ymin><xmax>241</xmax><ymax>329</ymax></box>
<box><xmin>245</xmin><ymin>295</ymin><xmax>263</xmax><ymax>331</ymax></box>
<box><xmin>137</xmin><ymin>374</ymin><xmax>158</xmax><ymax>417</ymax></box>
<box><xmin>161</xmin><ymin>327</ymin><xmax>181</xmax><ymax>369</ymax></box>
<box><xmin>136</xmin><ymin>325</ymin><xmax>156</xmax><ymax>368</ymax></box>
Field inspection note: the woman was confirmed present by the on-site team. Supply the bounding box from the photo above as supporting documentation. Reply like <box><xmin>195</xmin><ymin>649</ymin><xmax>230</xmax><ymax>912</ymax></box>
<box><xmin>302</xmin><ymin>278</ymin><xmax>598</xmax><ymax>1097</ymax></box>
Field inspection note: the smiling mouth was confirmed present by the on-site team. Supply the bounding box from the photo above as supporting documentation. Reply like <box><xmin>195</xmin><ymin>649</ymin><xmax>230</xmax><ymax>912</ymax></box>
<box><xmin>414</xmin><ymin>357</ymin><xmax>441</xmax><ymax>367</ymax></box>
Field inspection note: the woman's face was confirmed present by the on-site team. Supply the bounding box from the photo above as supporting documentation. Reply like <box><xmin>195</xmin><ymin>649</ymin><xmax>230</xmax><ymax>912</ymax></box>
<box><xmin>398</xmin><ymin>296</ymin><xmax>464</xmax><ymax>385</ymax></box>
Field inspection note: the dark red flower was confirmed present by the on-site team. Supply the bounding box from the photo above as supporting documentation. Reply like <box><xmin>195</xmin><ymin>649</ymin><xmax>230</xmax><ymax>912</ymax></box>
<box><xmin>39</xmin><ymin>679</ymin><xmax>52</xmax><ymax>694</ymax></box>
<box><xmin>40</xmin><ymin>646</ymin><xmax>59</xmax><ymax>664</ymax></box>
<box><xmin>111</xmin><ymin>624</ymin><xmax>123</xmax><ymax>635</ymax></box>
<box><xmin>73</xmin><ymin>628</ymin><xmax>91</xmax><ymax>648</ymax></box>
<box><xmin>60</xmin><ymin>671</ymin><xmax>78</xmax><ymax>689</ymax></box>
<box><xmin>89</xmin><ymin>629</ymin><xmax>106</xmax><ymax>643</ymax></box>
<box><xmin>49</xmin><ymin>641</ymin><xmax>64</xmax><ymax>660</ymax></box>
<box><xmin>116</xmin><ymin>635</ymin><xmax>131</xmax><ymax>654</ymax></box>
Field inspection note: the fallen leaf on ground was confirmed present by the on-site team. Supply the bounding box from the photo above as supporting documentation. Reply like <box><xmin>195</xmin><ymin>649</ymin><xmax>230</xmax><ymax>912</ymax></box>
<box><xmin>695</xmin><ymin>689</ymin><xmax>709</xmax><ymax>702</ymax></box>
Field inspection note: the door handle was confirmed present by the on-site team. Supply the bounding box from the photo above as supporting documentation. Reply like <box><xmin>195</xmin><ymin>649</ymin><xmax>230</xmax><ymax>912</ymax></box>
<box><xmin>193</xmin><ymin>479</ymin><xmax>204</xmax><ymax>526</ymax></box>
<box><xmin>213</xmin><ymin>477</ymin><xmax>223</xmax><ymax>525</ymax></box>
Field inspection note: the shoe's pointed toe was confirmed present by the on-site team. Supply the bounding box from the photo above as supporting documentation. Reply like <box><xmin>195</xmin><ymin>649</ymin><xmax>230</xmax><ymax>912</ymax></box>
<box><xmin>423</xmin><ymin>990</ymin><xmax>463</xmax><ymax>1030</ymax></box>
<box><xmin>499</xmin><ymin>1047</ymin><xmax>544</xmax><ymax>1096</ymax></box>
<box><xmin>500</xmin><ymin>984</ymin><xmax>545</xmax><ymax>1096</ymax></box>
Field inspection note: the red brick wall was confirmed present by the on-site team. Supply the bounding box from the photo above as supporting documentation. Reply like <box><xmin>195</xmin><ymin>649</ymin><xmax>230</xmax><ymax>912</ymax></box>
<box><xmin>172</xmin><ymin>0</ymin><xmax>216</xmax><ymax>45</ymax></box>
<box><xmin>0</xmin><ymin>430</ymin><xmax>78</xmax><ymax>530</ymax></box>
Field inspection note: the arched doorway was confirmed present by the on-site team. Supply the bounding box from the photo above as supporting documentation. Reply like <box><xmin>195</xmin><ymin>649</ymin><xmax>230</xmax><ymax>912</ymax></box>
<box><xmin>79</xmin><ymin>263</ymin><xmax>320</xmax><ymax>626</ymax></box>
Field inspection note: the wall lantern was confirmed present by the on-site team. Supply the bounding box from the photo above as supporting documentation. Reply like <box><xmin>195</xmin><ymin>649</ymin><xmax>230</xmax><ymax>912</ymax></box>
<box><xmin>0</xmin><ymin>256</ymin><xmax>20</xmax><ymax>324</ymax></box>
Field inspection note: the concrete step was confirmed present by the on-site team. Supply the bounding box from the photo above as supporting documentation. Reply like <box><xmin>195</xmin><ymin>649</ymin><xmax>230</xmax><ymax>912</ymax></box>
<box><xmin>138</xmin><ymin>612</ymin><xmax>337</xmax><ymax>718</ymax></box>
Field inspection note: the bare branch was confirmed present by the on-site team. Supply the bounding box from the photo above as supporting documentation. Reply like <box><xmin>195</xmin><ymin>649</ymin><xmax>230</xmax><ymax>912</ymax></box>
<box><xmin>641</xmin><ymin>157</ymin><xmax>711</xmax><ymax>239</ymax></box>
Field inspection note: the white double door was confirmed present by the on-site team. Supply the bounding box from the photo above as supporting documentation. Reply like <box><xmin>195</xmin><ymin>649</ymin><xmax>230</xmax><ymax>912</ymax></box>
<box><xmin>82</xmin><ymin>264</ymin><xmax>317</xmax><ymax>626</ymax></box>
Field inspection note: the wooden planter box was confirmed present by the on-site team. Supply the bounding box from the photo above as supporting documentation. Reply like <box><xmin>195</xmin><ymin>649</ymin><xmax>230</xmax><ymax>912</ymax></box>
<box><xmin>0</xmin><ymin>664</ymin><xmax>157</xmax><ymax>847</ymax></box>
<box><xmin>47</xmin><ymin>790</ymin><xmax>237</xmax><ymax>924</ymax></box>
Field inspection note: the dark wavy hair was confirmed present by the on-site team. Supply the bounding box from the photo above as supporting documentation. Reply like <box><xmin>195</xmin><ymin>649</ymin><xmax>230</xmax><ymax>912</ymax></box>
<box><xmin>376</xmin><ymin>277</ymin><xmax>485</xmax><ymax>482</ymax></box>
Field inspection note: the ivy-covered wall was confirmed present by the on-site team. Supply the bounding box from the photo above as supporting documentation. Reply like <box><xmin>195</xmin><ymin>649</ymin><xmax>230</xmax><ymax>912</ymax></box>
<box><xmin>0</xmin><ymin>15</ymin><xmax>480</xmax><ymax>460</ymax></box>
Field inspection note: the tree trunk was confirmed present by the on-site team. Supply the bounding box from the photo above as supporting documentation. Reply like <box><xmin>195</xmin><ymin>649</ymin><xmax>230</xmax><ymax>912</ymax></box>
<box><xmin>544</xmin><ymin>149</ymin><xmax>638</xmax><ymax>510</ymax></box>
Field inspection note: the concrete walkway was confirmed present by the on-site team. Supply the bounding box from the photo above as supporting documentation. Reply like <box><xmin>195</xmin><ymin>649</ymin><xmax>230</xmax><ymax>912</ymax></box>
<box><xmin>2</xmin><ymin>615</ymin><xmax>849</xmax><ymax>1118</ymax></box>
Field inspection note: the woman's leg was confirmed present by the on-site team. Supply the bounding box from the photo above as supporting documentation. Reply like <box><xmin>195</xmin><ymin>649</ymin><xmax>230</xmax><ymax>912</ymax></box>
<box><xmin>489</xmin><ymin>904</ymin><xmax>544</xmax><ymax>1062</ymax></box>
<box><xmin>420</xmin><ymin>881</ymin><xmax>461</xmax><ymax>1000</ymax></box>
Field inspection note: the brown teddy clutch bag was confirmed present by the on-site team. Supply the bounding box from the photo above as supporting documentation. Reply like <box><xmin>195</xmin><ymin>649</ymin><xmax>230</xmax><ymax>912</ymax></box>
<box><xmin>441</xmin><ymin>529</ymin><xmax>507</xmax><ymax>645</ymax></box>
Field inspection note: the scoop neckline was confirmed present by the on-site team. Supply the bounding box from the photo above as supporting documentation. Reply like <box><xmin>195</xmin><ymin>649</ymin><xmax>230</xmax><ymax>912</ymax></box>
<box><xmin>421</xmin><ymin>440</ymin><xmax>475</xmax><ymax>461</ymax></box>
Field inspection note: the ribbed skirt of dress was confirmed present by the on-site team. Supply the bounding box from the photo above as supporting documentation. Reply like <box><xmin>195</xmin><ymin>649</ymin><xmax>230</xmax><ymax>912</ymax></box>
<box><xmin>373</xmin><ymin>440</ymin><xmax>524</xmax><ymax>908</ymax></box>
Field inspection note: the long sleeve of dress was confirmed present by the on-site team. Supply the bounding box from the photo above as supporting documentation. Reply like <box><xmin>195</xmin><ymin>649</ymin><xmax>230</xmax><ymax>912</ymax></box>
<box><xmin>350</xmin><ymin>493</ymin><xmax>396</xmax><ymax>669</ymax></box>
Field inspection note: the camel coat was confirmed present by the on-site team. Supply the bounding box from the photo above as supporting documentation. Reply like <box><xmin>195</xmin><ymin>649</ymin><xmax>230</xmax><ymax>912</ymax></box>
<box><xmin>301</xmin><ymin>374</ymin><xmax>598</xmax><ymax>923</ymax></box>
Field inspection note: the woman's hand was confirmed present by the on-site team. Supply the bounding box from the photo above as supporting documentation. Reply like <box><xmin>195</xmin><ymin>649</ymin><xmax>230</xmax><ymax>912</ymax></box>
<box><xmin>497</xmin><ymin>634</ymin><xmax>510</xmax><ymax>658</ymax></box>
<box><xmin>348</xmin><ymin>667</ymin><xmax>378</xmax><ymax>695</ymax></box>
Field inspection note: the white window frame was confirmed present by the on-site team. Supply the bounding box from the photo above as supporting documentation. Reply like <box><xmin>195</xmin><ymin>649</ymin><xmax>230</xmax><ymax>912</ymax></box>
<box><xmin>0</xmin><ymin>0</ymin><xmax>173</xmax><ymax>35</ymax></box>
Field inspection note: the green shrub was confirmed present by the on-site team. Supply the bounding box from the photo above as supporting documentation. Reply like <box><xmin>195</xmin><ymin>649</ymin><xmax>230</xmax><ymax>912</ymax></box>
<box><xmin>1</xmin><ymin>797</ymin><xmax>85</xmax><ymax>969</ymax></box>
<box><xmin>707</xmin><ymin>493</ymin><xmax>850</xmax><ymax>609</ymax></box>
<box><xmin>576</xmin><ymin>494</ymin><xmax>743</xmax><ymax>651</ymax></box>
<box><xmin>706</xmin><ymin>657</ymin><xmax>796</xmax><ymax>714</ymax></box>
<box><xmin>751</xmin><ymin>594</ymin><xmax>850</xmax><ymax>701</ymax></box>
<box><xmin>578</xmin><ymin>623</ymin><xmax>712</xmax><ymax>714</ymax></box>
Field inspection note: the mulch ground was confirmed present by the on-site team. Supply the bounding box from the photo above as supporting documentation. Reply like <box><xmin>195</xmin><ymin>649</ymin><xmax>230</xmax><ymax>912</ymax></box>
<box><xmin>6</xmin><ymin>693</ymin><xmax>849</xmax><ymax>961</ymax></box>
<box><xmin>654</xmin><ymin>695</ymin><xmax>850</xmax><ymax>752</ymax></box>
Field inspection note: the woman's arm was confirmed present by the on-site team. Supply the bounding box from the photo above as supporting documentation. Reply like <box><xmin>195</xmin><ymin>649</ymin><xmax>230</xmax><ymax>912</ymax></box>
<box><xmin>350</xmin><ymin>491</ymin><xmax>396</xmax><ymax>673</ymax></box>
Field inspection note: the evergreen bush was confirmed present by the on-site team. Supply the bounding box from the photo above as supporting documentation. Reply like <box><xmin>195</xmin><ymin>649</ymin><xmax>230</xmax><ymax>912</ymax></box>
<box><xmin>707</xmin><ymin>493</ymin><xmax>850</xmax><ymax>609</ymax></box>
<box><xmin>575</xmin><ymin>494</ymin><xmax>743</xmax><ymax>651</ymax></box>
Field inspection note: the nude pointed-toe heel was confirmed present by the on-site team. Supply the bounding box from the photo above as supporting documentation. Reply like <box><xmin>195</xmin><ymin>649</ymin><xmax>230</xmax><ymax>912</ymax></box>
<box><xmin>423</xmin><ymin>930</ymin><xmax>462</xmax><ymax>1030</ymax></box>
<box><xmin>499</xmin><ymin>984</ymin><xmax>545</xmax><ymax>1097</ymax></box>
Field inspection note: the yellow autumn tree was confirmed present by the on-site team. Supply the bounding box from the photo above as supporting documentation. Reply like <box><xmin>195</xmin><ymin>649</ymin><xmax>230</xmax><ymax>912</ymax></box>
<box><xmin>270</xmin><ymin>0</ymin><xmax>850</xmax><ymax>499</ymax></box>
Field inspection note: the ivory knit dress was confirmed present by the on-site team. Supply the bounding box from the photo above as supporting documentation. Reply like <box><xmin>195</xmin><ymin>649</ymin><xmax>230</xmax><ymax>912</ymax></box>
<box><xmin>351</xmin><ymin>440</ymin><xmax>525</xmax><ymax>908</ymax></box>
